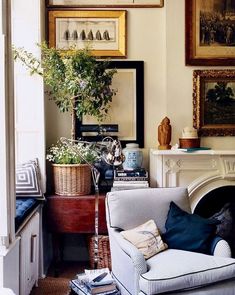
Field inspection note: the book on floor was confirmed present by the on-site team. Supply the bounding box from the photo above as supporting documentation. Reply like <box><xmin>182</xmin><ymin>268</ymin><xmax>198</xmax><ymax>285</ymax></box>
<box><xmin>70</xmin><ymin>279</ymin><xmax>87</xmax><ymax>295</ymax></box>
<box><xmin>70</xmin><ymin>268</ymin><xmax>119</xmax><ymax>295</ymax></box>
<box><xmin>70</xmin><ymin>279</ymin><xmax>120</xmax><ymax>295</ymax></box>
<box><xmin>83</xmin><ymin>268</ymin><xmax>114</xmax><ymax>285</ymax></box>
<box><xmin>86</xmin><ymin>281</ymin><xmax>117</xmax><ymax>295</ymax></box>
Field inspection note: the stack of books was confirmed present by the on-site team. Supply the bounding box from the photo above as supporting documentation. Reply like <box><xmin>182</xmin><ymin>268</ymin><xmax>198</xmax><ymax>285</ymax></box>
<box><xmin>111</xmin><ymin>168</ymin><xmax>149</xmax><ymax>191</ymax></box>
<box><xmin>69</xmin><ymin>268</ymin><xmax>120</xmax><ymax>295</ymax></box>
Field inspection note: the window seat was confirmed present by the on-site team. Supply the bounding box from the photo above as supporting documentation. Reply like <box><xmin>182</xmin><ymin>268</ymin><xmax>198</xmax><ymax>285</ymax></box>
<box><xmin>14</xmin><ymin>159</ymin><xmax>45</xmax><ymax>294</ymax></box>
<box><xmin>15</xmin><ymin>197</ymin><xmax>44</xmax><ymax>295</ymax></box>
<box><xmin>15</xmin><ymin>198</ymin><xmax>40</xmax><ymax>233</ymax></box>
<box><xmin>15</xmin><ymin>198</ymin><xmax>41</xmax><ymax>233</ymax></box>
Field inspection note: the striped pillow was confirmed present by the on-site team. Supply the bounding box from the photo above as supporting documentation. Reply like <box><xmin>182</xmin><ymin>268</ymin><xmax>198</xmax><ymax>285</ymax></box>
<box><xmin>16</xmin><ymin>159</ymin><xmax>43</xmax><ymax>198</ymax></box>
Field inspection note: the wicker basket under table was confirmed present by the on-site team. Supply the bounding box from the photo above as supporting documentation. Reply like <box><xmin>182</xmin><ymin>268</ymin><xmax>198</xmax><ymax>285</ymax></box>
<box><xmin>88</xmin><ymin>235</ymin><xmax>111</xmax><ymax>270</ymax></box>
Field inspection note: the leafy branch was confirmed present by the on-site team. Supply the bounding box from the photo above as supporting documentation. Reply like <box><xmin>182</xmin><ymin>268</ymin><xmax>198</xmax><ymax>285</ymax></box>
<box><xmin>13</xmin><ymin>42</ymin><xmax>117</xmax><ymax>138</ymax></box>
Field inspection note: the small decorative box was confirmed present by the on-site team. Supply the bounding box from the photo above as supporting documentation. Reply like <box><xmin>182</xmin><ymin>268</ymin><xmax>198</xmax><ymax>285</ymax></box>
<box><xmin>179</xmin><ymin>138</ymin><xmax>200</xmax><ymax>149</ymax></box>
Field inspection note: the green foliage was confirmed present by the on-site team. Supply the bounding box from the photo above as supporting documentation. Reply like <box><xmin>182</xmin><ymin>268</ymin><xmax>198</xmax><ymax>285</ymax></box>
<box><xmin>46</xmin><ymin>140</ymin><xmax>99</xmax><ymax>164</ymax></box>
<box><xmin>13</xmin><ymin>42</ymin><xmax>117</xmax><ymax>121</ymax></box>
<box><xmin>206</xmin><ymin>82</ymin><xmax>234</xmax><ymax>104</ymax></box>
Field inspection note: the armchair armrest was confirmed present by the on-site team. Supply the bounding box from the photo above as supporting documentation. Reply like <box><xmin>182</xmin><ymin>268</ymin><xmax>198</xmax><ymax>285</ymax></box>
<box><xmin>110</xmin><ymin>228</ymin><xmax>147</xmax><ymax>273</ymax></box>
<box><xmin>210</xmin><ymin>236</ymin><xmax>232</xmax><ymax>257</ymax></box>
<box><xmin>108</xmin><ymin>228</ymin><xmax>147</xmax><ymax>295</ymax></box>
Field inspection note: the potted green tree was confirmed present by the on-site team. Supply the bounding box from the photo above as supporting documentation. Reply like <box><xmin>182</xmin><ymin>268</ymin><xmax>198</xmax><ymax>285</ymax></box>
<box><xmin>13</xmin><ymin>42</ymin><xmax>117</xmax><ymax>195</ymax></box>
<box><xmin>13</xmin><ymin>42</ymin><xmax>117</xmax><ymax>138</ymax></box>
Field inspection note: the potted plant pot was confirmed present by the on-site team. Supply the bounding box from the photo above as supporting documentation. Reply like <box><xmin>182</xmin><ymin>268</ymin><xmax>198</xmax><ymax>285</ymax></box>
<box><xmin>52</xmin><ymin>163</ymin><xmax>91</xmax><ymax>196</ymax></box>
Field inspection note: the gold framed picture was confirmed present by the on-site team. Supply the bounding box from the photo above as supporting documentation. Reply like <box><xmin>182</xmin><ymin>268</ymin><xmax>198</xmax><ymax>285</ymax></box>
<box><xmin>193</xmin><ymin>70</ymin><xmax>235</xmax><ymax>136</ymax></box>
<box><xmin>46</xmin><ymin>0</ymin><xmax>164</xmax><ymax>8</ymax></box>
<box><xmin>186</xmin><ymin>0</ymin><xmax>235</xmax><ymax>65</ymax></box>
<box><xmin>48</xmin><ymin>10</ymin><xmax>127</xmax><ymax>57</ymax></box>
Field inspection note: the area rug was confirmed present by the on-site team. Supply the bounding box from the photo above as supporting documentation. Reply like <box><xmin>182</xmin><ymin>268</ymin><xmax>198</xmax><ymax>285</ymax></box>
<box><xmin>30</xmin><ymin>277</ymin><xmax>70</xmax><ymax>295</ymax></box>
<box><xmin>30</xmin><ymin>261</ymin><xmax>89</xmax><ymax>295</ymax></box>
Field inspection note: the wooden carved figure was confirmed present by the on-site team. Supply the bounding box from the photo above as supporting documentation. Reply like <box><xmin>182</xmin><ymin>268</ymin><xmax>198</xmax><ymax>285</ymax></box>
<box><xmin>158</xmin><ymin>117</ymin><xmax>172</xmax><ymax>150</ymax></box>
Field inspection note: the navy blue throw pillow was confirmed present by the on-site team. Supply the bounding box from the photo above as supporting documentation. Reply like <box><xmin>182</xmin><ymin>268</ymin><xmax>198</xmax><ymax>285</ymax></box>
<box><xmin>163</xmin><ymin>202</ymin><xmax>220</xmax><ymax>254</ymax></box>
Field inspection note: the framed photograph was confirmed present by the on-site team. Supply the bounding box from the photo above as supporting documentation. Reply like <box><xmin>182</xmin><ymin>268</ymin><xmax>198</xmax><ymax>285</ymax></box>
<box><xmin>193</xmin><ymin>70</ymin><xmax>235</xmax><ymax>136</ymax></box>
<box><xmin>76</xmin><ymin>61</ymin><xmax>144</xmax><ymax>147</ymax></box>
<box><xmin>186</xmin><ymin>0</ymin><xmax>235</xmax><ymax>66</ymax></box>
<box><xmin>46</xmin><ymin>0</ymin><xmax>164</xmax><ymax>8</ymax></box>
<box><xmin>48</xmin><ymin>10</ymin><xmax>127</xmax><ymax>57</ymax></box>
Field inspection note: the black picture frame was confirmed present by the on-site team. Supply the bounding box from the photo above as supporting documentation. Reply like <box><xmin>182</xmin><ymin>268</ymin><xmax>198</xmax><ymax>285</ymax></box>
<box><xmin>75</xmin><ymin>60</ymin><xmax>144</xmax><ymax>147</ymax></box>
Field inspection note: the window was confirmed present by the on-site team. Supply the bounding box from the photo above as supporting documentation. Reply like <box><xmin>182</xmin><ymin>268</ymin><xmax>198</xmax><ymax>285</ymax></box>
<box><xmin>0</xmin><ymin>0</ymin><xmax>15</xmax><ymax>247</ymax></box>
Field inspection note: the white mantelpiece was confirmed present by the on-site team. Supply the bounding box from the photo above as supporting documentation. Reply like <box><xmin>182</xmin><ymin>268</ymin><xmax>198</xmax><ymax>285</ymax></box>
<box><xmin>150</xmin><ymin>149</ymin><xmax>235</xmax><ymax>211</ymax></box>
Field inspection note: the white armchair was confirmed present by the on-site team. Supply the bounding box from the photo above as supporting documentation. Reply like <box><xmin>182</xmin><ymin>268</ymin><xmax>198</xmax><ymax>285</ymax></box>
<box><xmin>106</xmin><ymin>187</ymin><xmax>235</xmax><ymax>295</ymax></box>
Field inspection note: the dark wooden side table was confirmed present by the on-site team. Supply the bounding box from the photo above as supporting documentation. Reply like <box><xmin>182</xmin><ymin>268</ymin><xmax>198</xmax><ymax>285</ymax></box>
<box><xmin>46</xmin><ymin>193</ymin><xmax>108</xmax><ymax>276</ymax></box>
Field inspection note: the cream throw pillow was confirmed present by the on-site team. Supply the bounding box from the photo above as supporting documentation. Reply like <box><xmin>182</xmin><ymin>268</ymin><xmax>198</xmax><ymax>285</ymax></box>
<box><xmin>120</xmin><ymin>219</ymin><xmax>168</xmax><ymax>259</ymax></box>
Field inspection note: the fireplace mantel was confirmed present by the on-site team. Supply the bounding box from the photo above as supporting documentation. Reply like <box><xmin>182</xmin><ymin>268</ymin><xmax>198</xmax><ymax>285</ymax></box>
<box><xmin>150</xmin><ymin>149</ymin><xmax>235</xmax><ymax>210</ymax></box>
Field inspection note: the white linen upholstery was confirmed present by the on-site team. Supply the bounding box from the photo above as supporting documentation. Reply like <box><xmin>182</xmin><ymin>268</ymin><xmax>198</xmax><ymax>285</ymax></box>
<box><xmin>106</xmin><ymin>187</ymin><xmax>235</xmax><ymax>295</ymax></box>
<box><xmin>213</xmin><ymin>239</ymin><xmax>232</xmax><ymax>257</ymax></box>
<box><xmin>140</xmin><ymin>249</ymin><xmax>235</xmax><ymax>295</ymax></box>
<box><xmin>107</xmin><ymin>187</ymin><xmax>190</xmax><ymax>233</ymax></box>
<box><xmin>139</xmin><ymin>279</ymin><xmax>235</xmax><ymax>295</ymax></box>
<box><xmin>0</xmin><ymin>289</ymin><xmax>15</xmax><ymax>295</ymax></box>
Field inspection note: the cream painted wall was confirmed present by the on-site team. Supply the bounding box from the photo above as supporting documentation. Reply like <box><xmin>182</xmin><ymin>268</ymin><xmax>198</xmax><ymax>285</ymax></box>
<box><xmin>166</xmin><ymin>0</ymin><xmax>235</xmax><ymax>150</ymax></box>
<box><xmin>46</xmin><ymin>7</ymin><xmax>166</xmax><ymax>156</ymax></box>
<box><xmin>46</xmin><ymin>0</ymin><xmax>235</xmax><ymax>169</ymax></box>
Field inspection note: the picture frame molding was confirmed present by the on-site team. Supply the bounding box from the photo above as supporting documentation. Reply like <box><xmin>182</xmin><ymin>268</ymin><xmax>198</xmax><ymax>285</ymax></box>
<box><xmin>193</xmin><ymin>69</ymin><xmax>235</xmax><ymax>136</ymax></box>
<box><xmin>47</xmin><ymin>9</ymin><xmax>127</xmax><ymax>58</ymax></box>
<box><xmin>75</xmin><ymin>60</ymin><xmax>144</xmax><ymax>147</ymax></box>
<box><xmin>46</xmin><ymin>0</ymin><xmax>164</xmax><ymax>8</ymax></box>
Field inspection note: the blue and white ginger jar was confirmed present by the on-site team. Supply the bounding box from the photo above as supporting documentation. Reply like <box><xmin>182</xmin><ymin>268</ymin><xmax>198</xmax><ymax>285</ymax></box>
<box><xmin>122</xmin><ymin>143</ymin><xmax>143</xmax><ymax>171</ymax></box>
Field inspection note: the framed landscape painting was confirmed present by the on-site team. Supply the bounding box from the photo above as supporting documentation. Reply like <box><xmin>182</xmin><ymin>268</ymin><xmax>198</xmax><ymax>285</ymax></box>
<box><xmin>48</xmin><ymin>10</ymin><xmax>127</xmax><ymax>57</ymax></box>
<box><xmin>186</xmin><ymin>0</ymin><xmax>235</xmax><ymax>65</ymax></box>
<box><xmin>193</xmin><ymin>70</ymin><xmax>235</xmax><ymax>136</ymax></box>
<box><xmin>46</xmin><ymin>0</ymin><xmax>164</xmax><ymax>8</ymax></box>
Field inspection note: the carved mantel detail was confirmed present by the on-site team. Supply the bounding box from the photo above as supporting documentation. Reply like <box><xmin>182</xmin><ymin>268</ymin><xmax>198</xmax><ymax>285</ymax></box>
<box><xmin>165</xmin><ymin>159</ymin><xmax>181</xmax><ymax>173</ymax></box>
<box><xmin>223</xmin><ymin>159</ymin><xmax>235</xmax><ymax>177</ymax></box>
<box><xmin>211</xmin><ymin>159</ymin><xmax>217</xmax><ymax>168</ymax></box>
<box><xmin>150</xmin><ymin>149</ymin><xmax>235</xmax><ymax>209</ymax></box>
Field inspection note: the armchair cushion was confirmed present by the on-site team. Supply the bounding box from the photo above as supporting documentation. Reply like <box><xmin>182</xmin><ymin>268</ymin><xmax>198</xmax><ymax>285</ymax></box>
<box><xmin>120</xmin><ymin>219</ymin><xmax>168</xmax><ymax>259</ymax></box>
<box><xmin>106</xmin><ymin>188</ymin><xmax>235</xmax><ymax>295</ymax></box>
<box><xmin>106</xmin><ymin>187</ymin><xmax>190</xmax><ymax>233</ymax></box>
<box><xmin>163</xmin><ymin>202</ymin><xmax>219</xmax><ymax>254</ymax></box>
<box><xmin>139</xmin><ymin>249</ymin><xmax>235</xmax><ymax>295</ymax></box>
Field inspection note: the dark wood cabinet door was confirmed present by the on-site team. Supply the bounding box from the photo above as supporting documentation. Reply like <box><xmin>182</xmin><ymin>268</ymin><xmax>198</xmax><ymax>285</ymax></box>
<box><xmin>46</xmin><ymin>194</ymin><xmax>107</xmax><ymax>234</ymax></box>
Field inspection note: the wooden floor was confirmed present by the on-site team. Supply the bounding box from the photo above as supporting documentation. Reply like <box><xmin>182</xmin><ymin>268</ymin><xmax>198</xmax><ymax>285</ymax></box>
<box><xmin>30</xmin><ymin>261</ymin><xmax>90</xmax><ymax>295</ymax></box>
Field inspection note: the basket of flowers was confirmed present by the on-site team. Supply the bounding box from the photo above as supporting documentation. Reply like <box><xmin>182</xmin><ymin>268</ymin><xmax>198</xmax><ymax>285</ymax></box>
<box><xmin>47</xmin><ymin>140</ymin><xmax>99</xmax><ymax>196</ymax></box>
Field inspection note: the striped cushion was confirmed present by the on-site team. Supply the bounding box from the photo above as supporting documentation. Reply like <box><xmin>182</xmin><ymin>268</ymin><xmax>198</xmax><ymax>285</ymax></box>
<box><xmin>16</xmin><ymin>159</ymin><xmax>43</xmax><ymax>198</ymax></box>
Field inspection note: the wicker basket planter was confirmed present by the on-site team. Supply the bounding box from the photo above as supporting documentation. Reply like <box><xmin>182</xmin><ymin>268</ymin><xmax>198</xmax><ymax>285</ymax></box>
<box><xmin>52</xmin><ymin>163</ymin><xmax>91</xmax><ymax>196</ymax></box>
